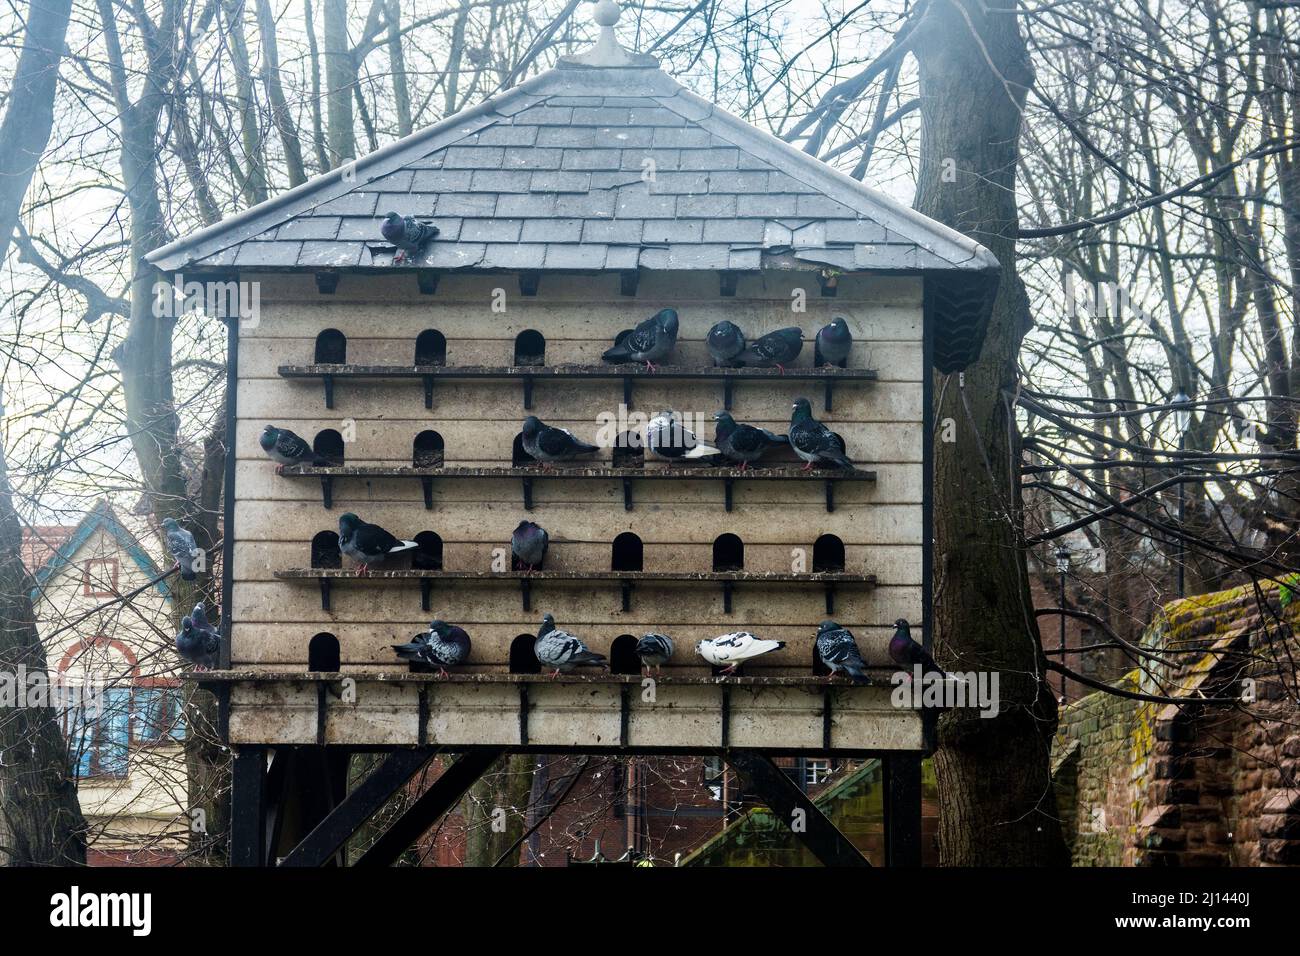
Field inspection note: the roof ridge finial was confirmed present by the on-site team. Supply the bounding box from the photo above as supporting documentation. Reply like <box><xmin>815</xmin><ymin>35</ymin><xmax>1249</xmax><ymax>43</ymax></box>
<box><xmin>558</xmin><ymin>0</ymin><xmax>660</xmax><ymax>69</ymax></box>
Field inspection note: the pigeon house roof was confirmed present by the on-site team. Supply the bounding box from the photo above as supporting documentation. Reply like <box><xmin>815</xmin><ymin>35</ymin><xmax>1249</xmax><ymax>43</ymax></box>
<box><xmin>147</xmin><ymin>11</ymin><xmax>999</xmax><ymax>372</ymax></box>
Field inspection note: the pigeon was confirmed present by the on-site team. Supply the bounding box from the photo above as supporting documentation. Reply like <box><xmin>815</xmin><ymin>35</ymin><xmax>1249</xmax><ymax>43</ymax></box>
<box><xmin>511</xmin><ymin>520</ymin><xmax>549</xmax><ymax>573</ymax></box>
<box><xmin>645</xmin><ymin>410</ymin><xmax>720</xmax><ymax>462</ymax></box>
<box><xmin>636</xmin><ymin>633</ymin><xmax>675</xmax><ymax>676</ymax></box>
<box><xmin>161</xmin><ymin>517</ymin><xmax>199</xmax><ymax>581</ymax></box>
<box><xmin>380</xmin><ymin>211</ymin><xmax>440</xmax><ymax>264</ymax></box>
<box><xmin>392</xmin><ymin>620</ymin><xmax>472</xmax><ymax>677</ymax></box>
<box><xmin>888</xmin><ymin>619</ymin><xmax>948</xmax><ymax>680</ymax></box>
<box><xmin>706</xmin><ymin>320</ymin><xmax>746</xmax><ymax>367</ymax></box>
<box><xmin>176</xmin><ymin>602</ymin><xmax>220</xmax><ymax>671</ymax></box>
<box><xmin>601</xmin><ymin>308</ymin><xmax>679</xmax><ymax>371</ymax></box>
<box><xmin>521</xmin><ymin>415</ymin><xmax>600</xmax><ymax>467</ymax></box>
<box><xmin>534</xmin><ymin>613</ymin><xmax>607</xmax><ymax>677</ymax></box>
<box><xmin>259</xmin><ymin>425</ymin><xmax>333</xmax><ymax>474</ymax></box>
<box><xmin>815</xmin><ymin>317</ymin><xmax>853</xmax><ymax>367</ymax></box>
<box><xmin>815</xmin><ymin>620</ymin><xmax>871</xmax><ymax>685</ymax></box>
<box><xmin>738</xmin><ymin>326</ymin><xmax>803</xmax><ymax>371</ymax></box>
<box><xmin>789</xmin><ymin>397</ymin><xmax>854</xmax><ymax>470</ymax></box>
<box><xmin>711</xmin><ymin>411</ymin><xmax>788</xmax><ymax>470</ymax></box>
<box><xmin>696</xmin><ymin>631</ymin><xmax>786</xmax><ymax>674</ymax></box>
<box><xmin>338</xmin><ymin>512</ymin><xmax>418</xmax><ymax>575</ymax></box>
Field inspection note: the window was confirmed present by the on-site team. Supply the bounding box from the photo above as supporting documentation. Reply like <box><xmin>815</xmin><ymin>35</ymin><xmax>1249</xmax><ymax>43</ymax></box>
<box><xmin>133</xmin><ymin>687</ymin><xmax>186</xmax><ymax>743</ymax></box>
<box><xmin>65</xmin><ymin>686</ymin><xmax>132</xmax><ymax>779</ymax></box>
<box><xmin>609</xmin><ymin>635</ymin><xmax>639</xmax><ymax>675</ymax></box>
<box><xmin>315</xmin><ymin>328</ymin><xmax>347</xmax><ymax>364</ymax></box>
<box><xmin>611</xmin><ymin>532</ymin><xmax>643</xmax><ymax>572</ymax></box>
<box><xmin>514</xmin><ymin>330</ymin><xmax>545</xmax><ymax>366</ymax></box>
<box><xmin>804</xmin><ymin>758</ymin><xmax>832</xmax><ymax>787</ymax></box>
<box><xmin>311</xmin><ymin>531</ymin><xmax>341</xmax><ymax>568</ymax></box>
<box><xmin>413</xmin><ymin>430</ymin><xmax>444</xmax><ymax>468</ymax></box>
<box><xmin>82</xmin><ymin>558</ymin><xmax>120</xmax><ymax>598</ymax></box>
<box><xmin>812</xmin><ymin>534</ymin><xmax>845</xmax><ymax>573</ymax></box>
<box><xmin>415</xmin><ymin>329</ymin><xmax>447</xmax><ymax>366</ymax></box>
<box><xmin>309</xmin><ymin>633</ymin><xmax>340</xmax><ymax>672</ymax></box>
<box><xmin>712</xmin><ymin>533</ymin><xmax>744</xmax><ymax>572</ymax></box>
<box><xmin>313</xmin><ymin>428</ymin><xmax>344</xmax><ymax>465</ymax></box>
<box><xmin>509</xmin><ymin>634</ymin><xmax>540</xmax><ymax>674</ymax></box>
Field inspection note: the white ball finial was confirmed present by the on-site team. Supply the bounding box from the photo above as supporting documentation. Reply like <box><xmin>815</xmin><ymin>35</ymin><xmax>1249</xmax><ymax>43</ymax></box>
<box><xmin>593</xmin><ymin>0</ymin><xmax>621</xmax><ymax>27</ymax></box>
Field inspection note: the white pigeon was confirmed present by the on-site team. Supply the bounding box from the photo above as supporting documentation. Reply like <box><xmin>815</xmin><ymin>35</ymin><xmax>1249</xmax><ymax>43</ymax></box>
<box><xmin>645</xmin><ymin>410</ymin><xmax>720</xmax><ymax>461</ymax></box>
<box><xmin>696</xmin><ymin>631</ymin><xmax>786</xmax><ymax>674</ymax></box>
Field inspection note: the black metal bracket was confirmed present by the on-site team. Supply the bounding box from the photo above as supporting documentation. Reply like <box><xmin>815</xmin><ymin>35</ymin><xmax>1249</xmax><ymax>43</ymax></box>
<box><xmin>315</xmin><ymin>272</ymin><xmax>340</xmax><ymax>294</ymax></box>
<box><xmin>724</xmin><ymin>478</ymin><xmax>734</xmax><ymax>512</ymax></box>
<box><xmin>722</xmin><ymin>580</ymin><xmax>734</xmax><ymax>614</ymax></box>
<box><xmin>315</xmin><ymin>683</ymin><xmax>328</xmax><ymax>746</ymax></box>
<box><xmin>420</xmin><ymin>577</ymin><xmax>432</xmax><ymax>612</ymax></box>
<box><xmin>519</xmin><ymin>271</ymin><xmax>540</xmax><ymax>296</ymax></box>
<box><xmin>825</xmin><ymin>479</ymin><xmax>835</xmax><ymax>513</ymax></box>
<box><xmin>622</xmin><ymin>376</ymin><xmax>633</xmax><ymax>407</ymax></box>
<box><xmin>723</xmin><ymin>379</ymin><xmax>734</xmax><ymax>410</ymax></box>
<box><xmin>319</xmin><ymin>576</ymin><xmax>332</xmax><ymax>611</ymax></box>
<box><xmin>423</xmin><ymin>375</ymin><xmax>434</xmax><ymax>409</ymax></box>
<box><xmin>720</xmin><ymin>686</ymin><xmax>731</xmax><ymax>748</ymax></box>
<box><xmin>421</xmin><ymin>476</ymin><xmax>433</xmax><ymax>509</ymax></box>
<box><xmin>620</xmin><ymin>579</ymin><xmax>633</xmax><ymax>612</ymax></box>
<box><xmin>822</xmin><ymin>687</ymin><xmax>834</xmax><ymax>749</ymax></box>
<box><xmin>824</xmin><ymin>379</ymin><xmax>834</xmax><ymax>412</ymax></box>
<box><xmin>320</xmin><ymin>475</ymin><xmax>333</xmax><ymax>509</ymax></box>
<box><xmin>522</xmin><ymin>374</ymin><xmax>534</xmax><ymax>409</ymax></box>
<box><xmin>416</xmin><ymin>270</ymin><xmax>439</xmax><ymax>295</ymax></box>
<box><xmin>418</xmin><ymin>689</ymin><xmax>430</xmax><ymax>747</ymax></box>
<box><xmin>619</xmin><ymin>684</ymin><xmax>631</xmax><ymax>746</ymax></box>
<box><xmin>518</xmin><ymin>685</ymin><xmax>530</xmax><ymax>745</ymax></box>
<box><xmin>521</xmin><ymin>475</ymin><xmax>534</xmax><ymax>510</ymax></box>
<box><xmin>322</xmin><ymin>374</ymin><xmax>335</xmax><ymax>409</ymax></box>
<box><xmin>825</xmin><ymin>582</ymin><xmax>836</xmax><ymax>615</ymax></box>
<box><xmin>622</xmin><ymin>477</ymin><xmax>633</xmax><ymax>511</ymax></box>
<box><xmin>520</xmin><ymin>577</ymin><xmax>532</xmax><ymax>612</ymax></box>
<box><xmin>620</xmin><ymin>270</ymin><xmax>639</xmax><ymax>296</ymax></box>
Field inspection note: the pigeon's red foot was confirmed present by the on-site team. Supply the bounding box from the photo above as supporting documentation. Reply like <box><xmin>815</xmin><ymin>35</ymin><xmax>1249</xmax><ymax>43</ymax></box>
<box><xmin>645</xmin><ymin>361</ymin><xmax>658</xmax><ymax>373</ymax></box>
<box><xmin>776</xmin><ymin>364</ymin><xmax>787</xmax><ymax>374</ymax></box>
<box><xmin>801</xmin><ymin>461</ymin><xmax>815</xmax><ymax>471</ymax></box>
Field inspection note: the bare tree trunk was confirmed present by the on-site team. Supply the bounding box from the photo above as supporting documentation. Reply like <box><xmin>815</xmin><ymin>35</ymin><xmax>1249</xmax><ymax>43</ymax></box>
<box><xmin>464</xmin><ymin>754</ymin><xmax>533</xmax><ymax>866</ymax></box>
<box><xmin>304</xmin><ymin>0</ymin><xmax>331</xmax><ymax>173</ymax></box>
<box><xmin>256</xmin><ymin>0</ymin><xmax>308</xmax><ymax>186</ymax></box>
<box><xmin>324</xmin><ymin>0</ymin><xmax>356</xmax><ymax>166</ymax></box>
<box><xmin>223</xmin><ymin>0</ymin><xmax>269</xmax><ymax>205</ymax></box>
<box><xmin>911</xmin><ymin>0</ymin><xmax>1069</xmax><ymax>865</ymax></box>
<box><xmin>384</xmin><ymin>0</ymin><xmax>412</xmax><ymax>136</ymax></box>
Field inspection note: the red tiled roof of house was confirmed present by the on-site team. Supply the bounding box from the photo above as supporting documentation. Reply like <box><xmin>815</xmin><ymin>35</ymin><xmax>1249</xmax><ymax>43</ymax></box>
<box><xmin>21</xmin><ymin>525</ymin><xmax>77</xmax><ymax>574</ymax></box>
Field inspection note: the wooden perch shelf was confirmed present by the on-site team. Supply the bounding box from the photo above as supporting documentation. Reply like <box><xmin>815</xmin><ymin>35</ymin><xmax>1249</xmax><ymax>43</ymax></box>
<box><xmin>277</xmin><ymin>363</ymin><xmax>878</xmax><ymax>412</ymax></box>
<box><xmin>280</xmin><ymin>464</ymin><xmax>875</xmax><ymax>512</ymax></box>
<box><xmin>274</xmin><ymin>567</ymin><xmax>876</xmax><ymax>614</ymax></box>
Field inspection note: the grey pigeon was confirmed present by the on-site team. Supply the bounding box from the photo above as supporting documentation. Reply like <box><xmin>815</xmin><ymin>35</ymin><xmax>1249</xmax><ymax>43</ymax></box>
<box><xmin>739</xmin><ymin>326</ymin><xmax>803</xmax><ymax>371</ymax></box>
<box><xmin>816</xmin><ymin>620</ymin><xmax>871</xmax><ymax>684</ymax></box>
<box><xmin>888</xmin><ymin>619</ymin><xmax>947</xmax><ymax>680</ymax></box>
<box><xmin>161</xmin><ymin>517</ymin><xmax>199</xmax><ymax>581</ymax></box>
<box><xmin>711</xmin><ymin>411</ymin><xmax>788</xmax><ymax>470</ymax></box>
<box><xmin>534</xmin><ymin>613</ymin><xmax>607</xmax><ymax>677</ymax></box>
<box><xmin>259</xmin><ymin>425</ymin><xmax>333</xmax><ymax>473</ymax></box>
<box><xmin>392</xmin><ymin>619</ymin><xmax>471</xmax><ymax>677</ymax></box>
<box><xmin>815</xmin><ymin>317</ymin><xmax>853</xmax><ymax>367</ymax></box>
<box><xmin>176</xmin><ymin>601</ymin><xmax>219</xmax><ymax>670</ymax></box>
<box><xmin>696</xmin><ymin>631</ymin><xmax>785</xmax><ymax>674</ymax></box>
<box><xmin>636</xmin><ymin>633</ymin><xmax>674</xmax><ymax>676</ymax></box>
<box><xmin>338</xmin><ymin>512</ymin><xmax>417</xmax><ymax>575</ymax></box>
<box><xmin>645</xmin><ymin>410</ymin><xmax>720</xmax><ymax>462</ymax></box>
<box><xmin>511</xmin><ymin>520</ymin><xmax>549</xmax><ymax>573</ymax></box>
<box><xmin>789</xmin><ymin>397</ymin><xmax>854</xmax><ymax>470</ymax></box>
<box><xmin>707</xmin><ymin>320</ymin><xmax>746</xmax><ymax>367</ymax></box>
<box><xmin>380</xmin><ymin>211</ymin><xmax>440</xmax><ymax>264</ymax></box>
<box><xmin>521</xmin><ymin>415</ymin><xmax>600</xmax><ymax>466</ymax></box>
<box><xmin>601</xmin><ymin>308</ymin><xmax>679</xmax><ymax>371</ymax></box>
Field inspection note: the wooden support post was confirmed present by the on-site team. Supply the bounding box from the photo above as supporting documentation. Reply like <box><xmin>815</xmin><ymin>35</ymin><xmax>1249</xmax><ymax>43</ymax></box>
<box><xmin>279</xmin><ymin>748</ymin><xmax>438</xmax><ymax>867</ymax></box>
<box><xmin>725</xmin><ymin>750</ymin><xmax>869</xmax><ymax>867</ymax></box>
<box><xmin>884</xmin><ymin>754</ymin><xmax>922</xmax><ymax>867</ymax></box>
<box><xmin>354</xmin><ymin>748</ymin><xmax>507</xmax><ymax>867</ymax></box>
<box><xmin>230</xmin><ymin>746</ymin><xmax>268</xmax><ymax>867</ymax></box>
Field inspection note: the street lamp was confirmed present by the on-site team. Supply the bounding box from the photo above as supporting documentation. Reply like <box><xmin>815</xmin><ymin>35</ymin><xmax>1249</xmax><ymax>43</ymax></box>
<box><xmin>1173</xmin><ymin>389</ymin><xmax>1191</xmax><ymax>597</ymax></box>
<box><xmin>1054</xmin><ymin>545</ymin><xmax>1071</xmax><ymax>701</ymax></box>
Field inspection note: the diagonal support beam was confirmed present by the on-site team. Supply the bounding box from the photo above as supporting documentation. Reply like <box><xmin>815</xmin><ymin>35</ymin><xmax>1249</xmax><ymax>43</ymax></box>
<box><xmin>724</xmin><ymin>750</ymin><xmax>869</xmax><ymax>867</ymax></box>
<box><xmin>279</xmin><ymin>748</ymin><xmax>440</xmax><ymax>867</ymax></box>
<box><xmin>353</xmin><ymin>747</ymin><xmax>508</xmax><ymax>867</ymax></box>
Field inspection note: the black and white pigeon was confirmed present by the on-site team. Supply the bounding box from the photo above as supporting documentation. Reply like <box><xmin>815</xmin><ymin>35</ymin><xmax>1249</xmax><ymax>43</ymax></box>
<box><xmin>789</xmin><ymin>397</ymin><xmax>854</xmax><ymax>470</ymax></box>
<box><xmin>712</xmin><ymin>411</ymin><xmax>788</xmax><ymax>470</ymax></box>
<box><xmin>161</xmin><ymin>518</ymin><xmax>199</xmax><ymax>581</ymax></box>
<box><xmin>259</xmin><ymin>425</ymin><xmax>333</xmax><ymax>474</ymax></box>
<box><xmin>815</xmin><ymin>317</ymin><xmax>853</xmax><ymax>367</ymax></box>
<box><xmin>338</xmin><ymin>512</ymin><xmax>417</xmax><ymax>575</ymax></box>
<box><xmin>696</xmin><ymin>631</ymin><xmax>786</xmax><ymax>674</ymax></box>
<box><xmin>380</xmin><ymin>211</ymin><xmax>440</xmax><ymax>264</ymax></box>
<box><xmin>176</xmin><ymin>602</ymin><xmax>220</xmax><ymax>671</ymax></box>
<box><xmin>816</xmin><ymin>620</ymin><xmax>871</xmax><ymax>685</ymax></box>
<box><xmin>635</xmin><ymin>633</ymin><xmax>675</xmax><ymax>676</ymax></box>
<box><xmin>392</xmin><ymin>620</ymin><xmax>472</xmax><ymax>677</ymax></box>
<box><xmin>511</xmin><ymin>520</ymin><xmax>549</xmax><ymax>573</ymax></box>
<box><xmin>888</xmin><ymin>618</ymin><xmax>950</xmax><ymax>680</ymax></box>
<box><xmin>601</xmin><ymin>308</ymin><xmax>679</xmax><ymax>371</ymax></box>
<box><xmin>534</xmin><ymin>613</ymin><xmax>607</xmax><ymax>677</ymax></box>
<box><xmin>738</xmin><ymin>326</ymin><xmax>803</xmax><ymax>371</ymax></box>
<box><xmin>645</xmin><ymin>410</ymin><xmax>720</xmax><ymax>462</ymax></box>
<box><xmin>521</xmin><ymin>415</ymin><xmax>600</xmax><ymax>466</ymax></box>
<box><xmin>706</xmin><ymin>320</ymin><xmax>746</xmax><ymax>367</ymax></box>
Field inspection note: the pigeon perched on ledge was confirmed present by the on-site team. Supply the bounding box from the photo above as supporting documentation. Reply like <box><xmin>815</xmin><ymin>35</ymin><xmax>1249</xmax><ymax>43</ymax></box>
<box><xmin>888</xmin><ymin>619</ymin><xmax>948</xmax><ymax>679</ymax></box>
<box><xmin>601</xmin><ymin>308</ymin><xmax>679</xmax><ymax>371</ymax></box>
<box><xmin>707</xmin><ymin>320</ymin><xmax>746</xmax><ymax>367</ymax></box>
<box><xmin>393</xmin><ymin>620</ymin><xmax>472</xmax><ymax>677</ymax></box>
<box><xmin>739</xmin><ymin>326</ymin><xmax>803</xmax><ymax>371</ymax></box>
<box><xmin>521</xmin><ymin>415</ymin><xmax>600</xmax><ymax>466</ymax></box>
<box><xmin>260</xmin><ymin>425</ymin><xmax>333</xmax><ymax>473</ymax></box>
<box><xmin>535</xmin><ymin>613</ymin><xmax>607</xmax><ymax>677</ymax></box>
<box><xmin>380</xmin><ymin>211</ymin><xmax>440</xmax><ymax>264</ymax></box>
<box><xmin>161</xmin><ymin>518</ymin><xmax>199</xmax><ymax>581</ymax></box>
<box><xmin>511</xmin><ymin>520</ymin><xmax>549</xmax><ymax>572</ymax></box>
<box><xmin>636</xmin><ymin>633</ymin><xmax>675</xmax><ymax>676</ymax></box>
<box><xmin>338</xmin><ymin>512</ymin><xmax>417</xmax><ymax>575</ymax></box>
<box><xmin>696</xmin><ymin>632</ymin><xmax>785</xmax><ymax>674</ymax></box>
<box><xmin>816</xmin><ymin>620</ymin><xmax>871</xmax><ymax>684</ymax></box>
<box><xmin>712</xmin><ymin>411</ymin><xmax>788</xmax><ymax>470</ymax></box>
<box><xmin>789</xmin><ymin>398</ymin><xmax>854</xmax><ymax>470</ymax></box>
<box><xmin>815</xmin><ymin>317</ymin><xmax>853</xmax><ymax>367</ymax></box>
<box><xmin>176</xmin><ymin>601</ymin><xmax>219</xmax><ymax>671</ymax></box>
<box><xmin>645</xmin><ymin>410</ymin><xmax>720</xmax><ymax>462</ymax></box>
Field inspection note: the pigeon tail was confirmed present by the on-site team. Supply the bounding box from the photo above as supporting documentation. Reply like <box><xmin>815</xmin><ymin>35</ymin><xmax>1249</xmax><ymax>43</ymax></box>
<box><xmin>601</xmin><ymin>343</ymin><xmax>633</xmax><ymax>363</ymax></box>
<box><xmin>570</xmin><ymin>650</ymin><xmax>607</xmax><ymax>665</ymax></box>
<box><xmin>682</xmin><ymin>442</ymin><xmax>722</xmax><ymax>459</ymax></box>
<box><xmin>389</xmin><ymin>540</ymin><xmax>419</xmax><ymax>553</ymax></box>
